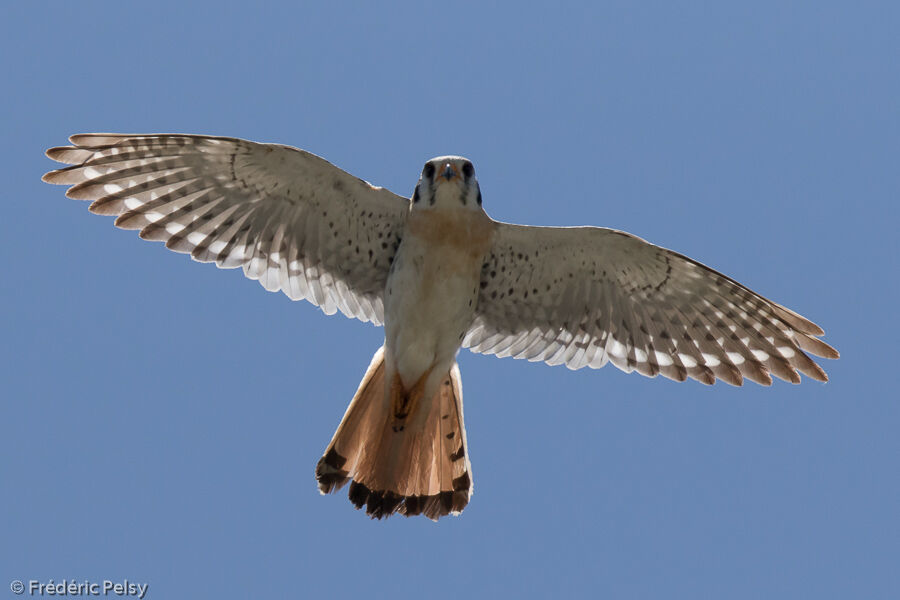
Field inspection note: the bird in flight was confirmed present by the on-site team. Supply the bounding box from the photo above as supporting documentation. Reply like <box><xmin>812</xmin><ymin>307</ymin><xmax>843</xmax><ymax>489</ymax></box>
<box><xmin>43</xmin><ymin>134</ymin><xmax>839</xmax><ymax>521</ymax></box>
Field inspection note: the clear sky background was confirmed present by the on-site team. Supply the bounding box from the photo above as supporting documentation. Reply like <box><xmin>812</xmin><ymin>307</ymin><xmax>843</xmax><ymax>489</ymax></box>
<box><xmin>2</xmin><ymin>2</ymin><xmax>897</xmax><ymax>599</ymax></box>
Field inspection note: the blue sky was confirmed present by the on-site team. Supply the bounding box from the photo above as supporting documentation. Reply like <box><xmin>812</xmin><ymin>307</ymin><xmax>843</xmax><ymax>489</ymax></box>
<box><xmin>2</xmin><ymin>2</ymin><xmax>897</xmax><ymax>598</ymax></box>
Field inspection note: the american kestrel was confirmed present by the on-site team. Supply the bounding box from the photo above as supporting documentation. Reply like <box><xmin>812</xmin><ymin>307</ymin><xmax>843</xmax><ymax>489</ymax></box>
<box><xmin>43</xmin><ymin>134</ymin><xmax>839</xmax><ymax>521</ymax></box>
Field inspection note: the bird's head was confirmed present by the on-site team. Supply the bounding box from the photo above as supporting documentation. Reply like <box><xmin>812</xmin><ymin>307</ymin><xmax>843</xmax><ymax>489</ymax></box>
<box><xmin>412</xmin><ymin>156</ymin><xmax>482</xmax><ymax>211</ymax></box>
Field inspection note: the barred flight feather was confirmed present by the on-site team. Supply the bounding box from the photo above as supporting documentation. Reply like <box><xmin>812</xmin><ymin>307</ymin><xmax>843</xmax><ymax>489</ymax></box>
<box><xmin>466</xmin><ymin>223</ymin><xmax>838</xmax><ymax>386</ymax></box>
<box><xmin>43</xmin><ymin>134</ymin><xmax>409</xmax><ymax>325</ymax></box>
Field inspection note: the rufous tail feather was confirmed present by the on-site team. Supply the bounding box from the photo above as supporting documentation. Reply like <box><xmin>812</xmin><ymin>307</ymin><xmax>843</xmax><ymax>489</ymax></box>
<box><xmin>315</xmin><ymin>346</ymin><xmax>473</xmax><ymax>520</ymax></box>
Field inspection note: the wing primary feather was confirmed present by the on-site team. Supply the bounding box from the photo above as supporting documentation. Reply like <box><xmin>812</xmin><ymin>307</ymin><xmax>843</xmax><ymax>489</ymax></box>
<box><xmin>44</xmin><ymin>133</ymin><xmax>408</xmax><ymax>322</ymax></box>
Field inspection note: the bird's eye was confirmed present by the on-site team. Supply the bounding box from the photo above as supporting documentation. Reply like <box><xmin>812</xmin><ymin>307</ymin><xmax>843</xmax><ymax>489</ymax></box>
<box><xmin>462</xmin><ymin>161</ymin><xmax>474</xmax><ymax>178</ymax></box>
<box><xmin>423</xmin><ymin>163</ymin><xmax>436</xmax><ymax>179</ymax></box>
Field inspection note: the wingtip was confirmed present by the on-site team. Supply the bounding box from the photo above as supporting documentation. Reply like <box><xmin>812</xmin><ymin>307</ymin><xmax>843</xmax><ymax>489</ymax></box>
<box><xmin>68</xmin><ymin>132</ymin><xmax>115</xmax><ymax>146</ymax></box>
<box><xmin>45</xmin><ymin>145</ymin><xmax>75</xmax><ymax>163</ymax></box>
<box><xmin>811</xmin><ymin>365</ymin><xmax>829</xmax><ymax>383</ymax></box>
<box><xmin>804</xmin><ymin>321</ymin><xmax>826</xmax><ymax>337</ymax></box>
<box><xmin>796</xmin><ymin>334</ymin><xmax>840</xmax><ymax>360</ymax></box>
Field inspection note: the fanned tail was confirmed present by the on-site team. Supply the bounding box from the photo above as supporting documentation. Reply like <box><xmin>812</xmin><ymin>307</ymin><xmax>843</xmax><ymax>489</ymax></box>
<box><xmin>315</xmin><ymin>346</ymin><xmax>473</xmax><ymax>521</ymax></box>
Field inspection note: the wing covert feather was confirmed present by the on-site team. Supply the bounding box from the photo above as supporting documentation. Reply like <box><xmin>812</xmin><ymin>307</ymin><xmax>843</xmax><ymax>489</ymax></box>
<box><xmin>465</xmin><ymin>222</ymin><xmax>838</xmax><ymax>385</ymax></box>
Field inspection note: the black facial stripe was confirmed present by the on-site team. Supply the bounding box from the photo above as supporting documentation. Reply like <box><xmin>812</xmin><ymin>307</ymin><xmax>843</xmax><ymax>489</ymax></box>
<box><xmin>412</xmin><ymin>185</ymin><xmax>420</xmax><ymax>203</ymax></box>
<box><xmin>476</xmin><ymin>183</ymin><xmax>482</xmax><ymax>205</ymax></box>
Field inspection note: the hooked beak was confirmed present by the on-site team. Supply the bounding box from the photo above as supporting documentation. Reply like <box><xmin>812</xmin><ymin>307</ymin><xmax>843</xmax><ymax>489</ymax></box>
<box><xmin>438</xmin><ymin>162</ymin><xmax>460</xmax><ymax>182</ymax></box>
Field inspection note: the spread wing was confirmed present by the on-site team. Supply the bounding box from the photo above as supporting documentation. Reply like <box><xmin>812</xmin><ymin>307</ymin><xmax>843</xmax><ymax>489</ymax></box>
<box><xmin>43</xmin><ymin>134</ymin><xmax>409</xmax><ymax>324</ymax></box>
<box><xmin>464</xmin><ymin>222</ymin><xmax>838</xmax><ymax>385</ymax></box>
